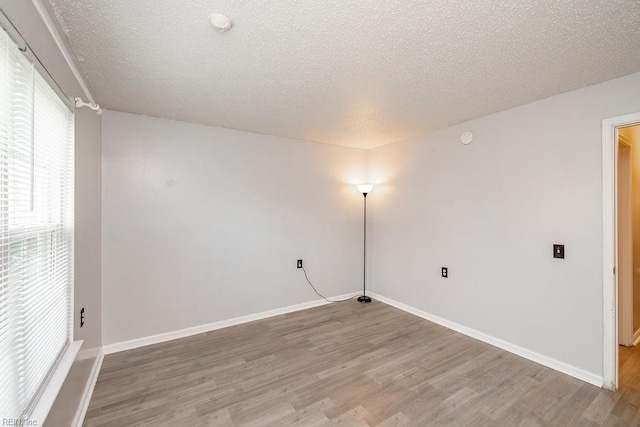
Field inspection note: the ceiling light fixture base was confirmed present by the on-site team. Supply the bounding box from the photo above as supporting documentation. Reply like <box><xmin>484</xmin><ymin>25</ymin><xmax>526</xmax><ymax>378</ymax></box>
<box><xmin>210</xmin><ymin>14</ymin><xmax>233</xmax><ymax>32</ymax></box>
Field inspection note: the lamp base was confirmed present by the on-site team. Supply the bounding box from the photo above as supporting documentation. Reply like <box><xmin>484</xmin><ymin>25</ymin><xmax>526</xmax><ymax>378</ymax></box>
<box><xmin>357</xmin><ymin>296</ymin><xmax>372</xmax><ymax>303</ymax></box>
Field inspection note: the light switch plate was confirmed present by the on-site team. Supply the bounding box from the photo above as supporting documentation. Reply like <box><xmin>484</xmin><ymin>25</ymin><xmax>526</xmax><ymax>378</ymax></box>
<box><xmin>553</xmin><ymin>244</ymin><xmax>565</xmax><ymax>259</ymax></box>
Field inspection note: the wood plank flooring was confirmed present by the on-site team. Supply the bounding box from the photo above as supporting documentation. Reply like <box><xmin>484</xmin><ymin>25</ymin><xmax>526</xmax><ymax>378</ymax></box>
<box><xmin>620</xmin><ymin>344</ymin><xmax>640</xmax><ymax>410</ymax></box>
<box><xmin>84</xmin><ymin>301</ymin><xmax>640</xmax><ymax>426</ymax></box>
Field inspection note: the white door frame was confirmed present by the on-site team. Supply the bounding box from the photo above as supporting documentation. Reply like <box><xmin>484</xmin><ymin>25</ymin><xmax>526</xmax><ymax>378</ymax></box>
<box><xmin>602</xmin><ymin>112</ymin><xmax>640</xmax><ymax>390</ymax></box>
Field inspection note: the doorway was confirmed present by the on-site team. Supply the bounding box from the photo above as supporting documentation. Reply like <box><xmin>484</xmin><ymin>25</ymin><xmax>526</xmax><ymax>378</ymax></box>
<box><xmin>603</xmin><ymin>113</ymin><xmax>640</xmax><ymax>390</ymax></box>
<box><xmin>618</xmin><ymin>125</ymin><xmax>640</xmax><ymax>393</ymax></box>
<box><xmin>618</xmin><ymin>137</ymin><xmax>632</xmax><ymax>347</ymax></box>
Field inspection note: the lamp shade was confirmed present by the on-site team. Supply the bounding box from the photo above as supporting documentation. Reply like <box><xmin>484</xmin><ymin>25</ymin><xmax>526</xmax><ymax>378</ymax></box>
<box><xmin>357</xmin><ymin>184</ymin><xmax>374</xmax><ymax>194</ymax></box>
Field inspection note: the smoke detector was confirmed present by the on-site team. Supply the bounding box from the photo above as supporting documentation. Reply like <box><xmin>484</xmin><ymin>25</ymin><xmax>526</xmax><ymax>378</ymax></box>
<box><xmin>210</xmin><ymin>14</ymin><xmax>232</xmax><ymax>32</ymax></box>
<box><xmin>460</xmin><ymin>132</ymin><xmax>473</xmax><ymax>145</ymax></box>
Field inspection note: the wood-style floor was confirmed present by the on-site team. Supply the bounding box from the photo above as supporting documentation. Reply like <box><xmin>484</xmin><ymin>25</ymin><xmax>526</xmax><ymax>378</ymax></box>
<box><xmin>620</xmin><ymin>344</ymin><xmax>640</xmax><ymax>414</ymax></box>
<box><xmin>85</xmin><ymin>301</ymin><xmax>640</xmax><ymax>426</ymax></box>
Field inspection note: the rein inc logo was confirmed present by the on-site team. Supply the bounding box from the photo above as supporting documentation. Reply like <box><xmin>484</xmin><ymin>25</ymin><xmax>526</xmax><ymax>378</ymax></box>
<box><xmin>2</xmin><ymin>419</ymin><xmax>38</xmax><ymax>426</ymax></box>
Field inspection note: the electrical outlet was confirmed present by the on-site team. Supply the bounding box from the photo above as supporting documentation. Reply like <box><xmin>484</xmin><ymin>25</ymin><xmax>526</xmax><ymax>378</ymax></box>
<box><xmin>553</xmin><ymin>244</ymin><xmax>565</xmax><ymax>259</ymax></box>
<box><xmin>441</xmin><ymin>267</ymin><xmax>448</xmax><ymax>278</ymax></box>
<box><xmin>80</xmin><ymin>307</ymin><xmax>85</xmax><ymax>327</ymax></box>
<box><xmin>297</xmin><ymin>259</ymin><xmax>303</xmax><ymax>269</ymax></box>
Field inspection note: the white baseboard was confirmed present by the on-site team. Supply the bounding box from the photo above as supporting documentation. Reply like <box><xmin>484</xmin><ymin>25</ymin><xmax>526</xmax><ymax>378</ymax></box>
<box><xmin>103</xmin><ymin>290</ymin><xmax>602</xmax><ymax>387</ymax></box>
<box><xmin>72</xmin><ymin>348</ymin><xmax>104</xmax><ymax>427</ymax></box>
<box><xmin>104</xmin><ymin>292</ymin><xmax>360</xmax><ymax>354</ymax></box>
<box><xmin>633</xmin><ymin>329</ymin><xmax>640</xmax><ymax>346</ymax></box>
<box><xmin>368</xmin><ymin>292</ymin><xmax>604</xmax><ymax>388</ymax></box>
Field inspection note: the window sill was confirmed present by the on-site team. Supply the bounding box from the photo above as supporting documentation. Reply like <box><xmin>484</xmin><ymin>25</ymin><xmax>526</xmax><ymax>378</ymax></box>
<box><xmin>31</xmin><ymin>340</ymin><xmax>83</xmax><ymax>425</ymax></box>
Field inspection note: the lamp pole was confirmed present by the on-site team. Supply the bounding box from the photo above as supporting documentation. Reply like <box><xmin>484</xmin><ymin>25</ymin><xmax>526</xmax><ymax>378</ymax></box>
<box><xmin>357</xmin><ymin>186</ymin><xmax>372</xmax><ymax>303</ymax></box>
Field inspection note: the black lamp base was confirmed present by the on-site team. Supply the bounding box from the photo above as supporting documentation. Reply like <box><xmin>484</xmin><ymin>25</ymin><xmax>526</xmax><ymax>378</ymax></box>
<box><xmin>357</xmin><ymin>295</ymin><xmax>372</xmax><ymax>303</ymax></box>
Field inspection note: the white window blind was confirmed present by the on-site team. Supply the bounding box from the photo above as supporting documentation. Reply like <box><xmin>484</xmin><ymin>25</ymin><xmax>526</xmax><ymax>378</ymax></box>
<box><xmin>0</xmin><ymin>28</ymin><xmax>74</xmax><ymax>420</ymax></box>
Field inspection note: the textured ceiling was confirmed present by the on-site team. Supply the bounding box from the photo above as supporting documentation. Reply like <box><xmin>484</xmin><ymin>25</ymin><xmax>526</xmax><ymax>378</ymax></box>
<box><xmin>49</xmin><ymin>0</ymin><xmax>640</xmax><ymax>148</ymax></box>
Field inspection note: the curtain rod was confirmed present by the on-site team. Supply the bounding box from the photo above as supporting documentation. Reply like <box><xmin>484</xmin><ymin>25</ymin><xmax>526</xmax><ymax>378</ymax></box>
<box><xmin>75</xmin><ymin>98</ymin><xmax>102</xmax><ymax>114</ymax></box>
<box><xmin>0</xmin><ymin>6</ymin><xmax>105</xmax><ymax>116</ymax></box>
<box><xmin>31</xmin><ymin>0</ymin><xmax>97</xmax><ymax>104</ymax></box>
<box><xmin>0</xmin><ymin>7</ymin><xmax>74</xmax><ymax>111</ymax></box>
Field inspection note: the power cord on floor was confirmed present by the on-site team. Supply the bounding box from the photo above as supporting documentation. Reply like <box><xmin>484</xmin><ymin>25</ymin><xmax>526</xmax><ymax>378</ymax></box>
<box><xmin>301</xmin><ymin>266</ymin><xmax>360</xmax><ymax>303</ymax></box>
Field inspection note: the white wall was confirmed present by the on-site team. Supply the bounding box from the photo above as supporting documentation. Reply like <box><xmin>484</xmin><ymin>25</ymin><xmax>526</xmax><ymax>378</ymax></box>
<box><xmin>102</xmin><ymin>111</ymin><xmax>367</xmax><ymax>345</ymax></box>
<box><xmin>368</xmin><ymin>72</ymin><xmax>640</xmax><ymax>378</ymax></box>
<box><xmin>74</xmin><ymin>108</ymin><xmax>103</xmax><ymax>349</ymax></box>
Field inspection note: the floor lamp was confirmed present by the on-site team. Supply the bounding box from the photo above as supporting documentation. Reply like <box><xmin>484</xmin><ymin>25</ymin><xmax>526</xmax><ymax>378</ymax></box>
<box><xmin>357</xmin><ymin>184</ymin><xmax>373</xmax><ymax>303</ymax></box>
